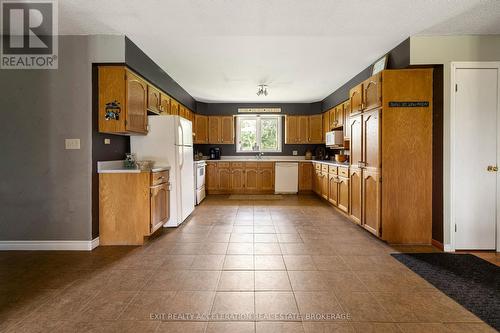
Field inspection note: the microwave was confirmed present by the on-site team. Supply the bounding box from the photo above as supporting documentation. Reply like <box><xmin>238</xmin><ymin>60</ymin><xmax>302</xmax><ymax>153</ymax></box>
<box><xmin>325</xmin><ymin>130</ymin><xmax>343</xmax><ymax>147</ymax></box>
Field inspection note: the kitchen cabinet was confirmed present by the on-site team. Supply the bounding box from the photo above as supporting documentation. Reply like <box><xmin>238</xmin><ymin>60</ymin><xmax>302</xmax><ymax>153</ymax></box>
<box><xmin>323</xmin><ymin>112</ymin><xmax>329</xmax><ymax>143</ymax></box>
<box><xmin>159</xmin><ymin>93</ymin><xmax>170</xmax><ymax>115</ymax></box>
<box><xmin>98</xmin><ymin>66</ymin><xmax>148</xmax><ymax>135</ymax></box>
<box><xmin>308</xmin><ymin>114</ymin><xmax>323</xmax><ymax>143</ymax></box>
<box><xmin>170</xmin><ymin>99</ymin><xmax>179</xmax><ymax>115</ymax></box>
<box><xmin>230</xmin><ymin>163</ymin><xmax>245</xmax><ymax>192</ymax></box>
<box><xmin>328</xmin><ymin>173</ymin><xmax>338</xmax><ymax>205</ymax></box>
<box><xmin>349</xmin><ymin>167</ymin><xmax>362</xmax><ymax>225</ymax></box>
<box><xmin>298</xmin><ymin>162</ymin><xmax>313</xmax><ymax>191</ymax></box>
<box><xmin>362</xmin><ymin>72</ymin><xmax>382</xmax><ymax>112</ymax></box>
<box><xmin>349</xmin><ymin>114</ymin><xmax>362</xmax><ymax>168</ymax></box>
<box><xmin>349</xmin><ymin>84</ymin><xmax>363</xmax><ymax>115</ymax></box>
<box><xmin>206</xmin><ymin>162</ymin><xmax>218</xmax><ymax>192</ymax></box>
<box><xmin>298</xmin><ymin>116</ymin><xmax>309</xmax><ymax>143</ymax></box>
<box><xmin>206</xmin><ymin>161</ymin><xmax>275</xmax><ymax>194</ymax></box>
<box><xmin>208</xmin><ymin>116</ymin><xmax>234</xmax><ymax>144</ymax></box>
<box><xmin>194</xmin><ymin>114</ymin><xmax>209</xmax><ymax>144</ymax></box>
<box><xmin>362</xmin><ymin>170</ymin><xmax>381</xmax><ymax>236</ymax></box>
<box><xmin>337</xmin><ymin>175</ymin><xmax>349</xmax><ymax>213</ymax></box>
<box><xmin>285</xmin><ymin>116</ymin><xmax>299</xmax><ymax>144</ymax></box>
<box><xmin>335</xmin><ymin>104</ymin><xmax>344</xmax><ymax>128</ymax></box>
<box><xmin>343</xmin><ymin>100</ymin><xmax>351</xmax><ymax>140</ymax></box>
<box><xmin>99</xmin><ymin>169</ymin><xmax>170</xmax><ymax>245</ymax></box>
<box><xmin>328</xmin><ymin>108</ymin><xmax>336</xmax><ymax>131</ymax></box>
<box><xmin>363</xmin><ymin>108</ymin><xmax>381</xmax><ymax>171</ymax></box>
<box><xmin>147</xmin><ymin>85</ymin><xmax>161</xmax><ymax>114</ymax></box>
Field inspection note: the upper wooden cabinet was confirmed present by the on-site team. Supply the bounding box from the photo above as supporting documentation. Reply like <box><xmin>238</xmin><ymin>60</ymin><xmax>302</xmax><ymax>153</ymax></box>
<box><xmin>169</xmin><ymin>99</ymin><xmax>179</xmax><ymax>115</ymax></box>
<box><xmin>322</xmin><ymin>113</ymin><xmax>329</xmax><ymax>143</ymax></box>
<box><xmin>194</xmin><ymin>114</ymin><xmax>209</xmax><ymax>144</ymax></box>
<box><xmin>98</xmin><ymin>66</ymin><xmax>149</xmax><ymax>135</ymax></box>
<box><xmin>308</xmin><ymin>114</ymin><xmax>323</xmax><ymax>143</ymax></box>
<box><xmin>349</xmin><ymin>84</ymin><xmax>363</xmax><ymax>115</ymax></box>
<box><xmin>208</xmin><ymin>116</ymin><xmax>234</xmax><ymax>144</ymax></box>
<box><xmin>343</xmin><ymin>100</ymin><xmax>351</xmax><ymax>140</ymax></box>
<box><xmin>298</xmin><ymin>116</ymin><xmax>309</xmax><ymax>143</ymax></box>
<box><xmin>335</xmin><ymin>104</ymin><xmax>344</xmax><ymax>128</ymax></box>
<box><xmin>285</xmin><ymin>116</ymin><xmax>298</xmax><ymax>144</ymax></box>
<box><xmin>362</xmin><ymin>73</ymin><xmax>382</xmax><ymax>112</ymax></box>
<box><xmin>328</xmin><ymin>108</ymin><xmax>336</xmax><ymax>130</ymax></box>
<box><xmin>159</xmin><ymin>93</ymin><xmax>170</xmax><ymax>115</ymax></box>
<box><xmin>147</xmin><ymin>85</ymin><xmax>161</xmax><ymax>114</ymax></box>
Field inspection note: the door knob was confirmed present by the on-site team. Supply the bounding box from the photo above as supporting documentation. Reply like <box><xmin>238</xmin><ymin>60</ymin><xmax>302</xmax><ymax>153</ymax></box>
<box><xmin>487</xmin><ymin>165</ymin><xmax>498</xmax><ymax>172</ymax></box>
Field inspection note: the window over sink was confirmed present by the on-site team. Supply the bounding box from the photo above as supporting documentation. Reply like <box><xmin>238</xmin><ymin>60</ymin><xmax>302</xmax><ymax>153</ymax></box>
<box><xmin>235</xmin><ymin>115</ymin><xmax>282</xmax><ymax>153</ymax></box>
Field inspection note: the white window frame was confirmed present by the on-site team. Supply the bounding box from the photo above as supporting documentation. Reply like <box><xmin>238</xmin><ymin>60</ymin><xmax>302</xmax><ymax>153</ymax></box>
<box><xmin>235</xmin><ymin>115</ymin><xmax>282</xmax><ymax>153</ymax></box>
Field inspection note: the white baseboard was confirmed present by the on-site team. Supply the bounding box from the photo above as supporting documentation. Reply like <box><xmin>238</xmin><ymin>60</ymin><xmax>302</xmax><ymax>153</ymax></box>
<box><xmin>444</xmin><ymin>244</ymin><xmax>454</xmax><ymax>252</ymax></box>
<box><xmin>0</xmin><ymin>237</ymin><xmax>99</xmax><ymax>251</ymax></box>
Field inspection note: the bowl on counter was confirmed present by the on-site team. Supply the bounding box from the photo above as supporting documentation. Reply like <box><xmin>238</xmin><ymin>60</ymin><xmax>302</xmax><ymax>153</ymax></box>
<box><xmin>136</xmin><ymin>160</ymin><xmax>155</xmax><ymax>171</ymax></box>
<box><xmin>334</xmin><ymin>154</ymin><xmax>347</xmax><ymax>163</ymax></box>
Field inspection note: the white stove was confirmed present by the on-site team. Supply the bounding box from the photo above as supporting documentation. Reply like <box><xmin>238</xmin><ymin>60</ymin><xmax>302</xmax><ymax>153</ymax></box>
<box><xmin>194</xmin><ymin>160</ymin><xmax>206</xmax><ymax>205</ymax></box>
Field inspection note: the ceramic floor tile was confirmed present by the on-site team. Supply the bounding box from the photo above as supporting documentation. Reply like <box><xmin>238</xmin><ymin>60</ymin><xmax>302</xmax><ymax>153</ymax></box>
<box><xmin>255</xmin><ymin>271</ymin><xmax>292</xmax><ymax>291</ymax></box>
<box><xmin>256</xmin><ymin>322</ymin><xmax>305</xmax><ymax>333</ymax></box>
<box><xmin>255</xmin><ymin>255</ymin><xmax>286</xmax><ymax>270</ymax></box>
<box><xmin>217</xmin><ymin>271</ymin><xmax>255</xmax><ymax>291</ymax></box>
<box><xmin>283</xmin><ymin>255</ymin><xmax>317</xmax><ymax>270</ymax></box>
<box><xmin>211</xmin><ymin>292</ymin><xmax>255</xmax><ymax>319</ymax></box>
<box><xmin>255</xmin><ymin>292</ymin><xmax>299</xmax><ymax>319</ymax></box>
<box><xmin>224</xmin><ymin>255</ymin><xmax>254</xmax><ymax>270</ymax></box>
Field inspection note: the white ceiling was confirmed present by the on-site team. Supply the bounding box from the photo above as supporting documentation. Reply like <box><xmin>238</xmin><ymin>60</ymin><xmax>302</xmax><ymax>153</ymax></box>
<box><xmin>59</xmin><ymin>0</ymin><xmax>500</xmax><ymax>103</ymax></box>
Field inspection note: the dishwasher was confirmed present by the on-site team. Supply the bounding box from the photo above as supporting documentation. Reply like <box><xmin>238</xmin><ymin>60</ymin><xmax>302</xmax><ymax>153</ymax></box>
<box><xmin>274</xmin><ymin>162</ymin><xmax>299</xmax><ymax>194</ymax></box>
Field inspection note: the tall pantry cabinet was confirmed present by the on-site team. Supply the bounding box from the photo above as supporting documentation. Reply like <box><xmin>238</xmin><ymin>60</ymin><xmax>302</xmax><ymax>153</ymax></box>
<box><xmin>348</xmin><ymin>69</ymin><xmax>433</xmax><ymax>244</ymax></box>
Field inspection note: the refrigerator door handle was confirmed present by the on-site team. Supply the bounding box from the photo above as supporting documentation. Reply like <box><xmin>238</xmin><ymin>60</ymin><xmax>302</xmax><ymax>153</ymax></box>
<box><xmin>178</xmin><ymin>123</ymin><xmax>184</xmax><ymax>147</ymax></box>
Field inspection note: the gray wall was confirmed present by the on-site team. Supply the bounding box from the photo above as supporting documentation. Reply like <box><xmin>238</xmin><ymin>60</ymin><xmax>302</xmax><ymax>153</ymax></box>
<box><xmin>194</xmin><ymin>102</ymin><xmax>322</xmax><ymax>156</ymax></box>
<box><xmin>0</xmin><ymin>35</ymin><xmax>124</xmax><ymax>241</ymax></box>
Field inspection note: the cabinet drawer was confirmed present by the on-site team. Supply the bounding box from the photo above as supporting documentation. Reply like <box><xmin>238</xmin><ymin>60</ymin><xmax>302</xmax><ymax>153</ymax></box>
<box><xmin>245</xmin><ymin>162</ymin><xmax>259</xmax><ymax>168</ymax></box>
<box><xmin>338</xmin><ymin>167</ymin><xmax>349</xmax><ymax>177</ymax></box>
<box><xmin>218</xmin><ymin>162</ymin><xmax>230</xmax><ymax>168</ymax></box>
<box><xmin>314</xmin><ymin>163</ymin><xmax>321</xmax><ymax>170</ymax></box>
<box><xmin>328</xmin><ymin>166</ymin><xmax>338</xmax><ymax>175</ymax></box>
<box><xmin>151</xmin><ymin>170</ymin><xmax>169</xmax><ymax>186</ymax></box>
<box><xmin>321</xmin><ymin>164</ymin><xmax>329</xmax><ymax>173</ymax></box>
<box><xmin>258</xmin><ymin>162</ymin><xmax>274</xmax><ymax>169</ymax></box>
<box><xmin>231</xmin><ymin>162</ymin><xmax>244</xmax><ymax>168</ymax></box>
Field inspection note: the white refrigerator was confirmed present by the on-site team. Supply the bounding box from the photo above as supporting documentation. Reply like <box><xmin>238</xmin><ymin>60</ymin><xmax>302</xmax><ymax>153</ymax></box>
<box><xmin>131</xmin><ymin>116</ymin><xmax>195</xmax><ymax>227</ymax></box>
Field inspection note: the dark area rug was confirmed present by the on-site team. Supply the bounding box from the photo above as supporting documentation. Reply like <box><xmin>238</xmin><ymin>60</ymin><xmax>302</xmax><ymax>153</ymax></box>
<box><xmin>391</xmin><ymin>253</ymin><xmax>500</xmax><ymax>331</ymax></box>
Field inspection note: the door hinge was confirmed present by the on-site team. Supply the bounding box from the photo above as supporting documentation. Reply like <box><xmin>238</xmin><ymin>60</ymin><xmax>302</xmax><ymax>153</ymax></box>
<box><xmin>455</xmin><ymin>84</ymin><xmax>458</xmax><ymax>92</ymax></box>
<box><xmin>455</xmin><ymin>224</ymin><xmax>457</xmax><ymax>232</ymax></box>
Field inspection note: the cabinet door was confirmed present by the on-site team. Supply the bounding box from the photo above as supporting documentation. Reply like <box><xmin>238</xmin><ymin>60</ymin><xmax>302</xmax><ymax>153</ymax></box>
<box><xmin>194</xmin><ymin>114</ymin><xmax>208</xmax><ymax>144</ymax></box>
<box><xmin>335</xmin><ymin>104</ymin><xmax>344</xmax><ymax>128</ymax></box>
<box><xmin>349</xmin><ymin>115</ymin><xmax>363</xmax><ymax>168</ymax></box>
<box><xmin>150</xmin><ymin>183</ymin><xmax>169</xmax><ymax>233</ymax></box>
<box><xmin>258</xmin><ymin>166</ymin><xmax>274</xmax><ymax>192</ymax></box>
<box><xmin>299</xmin><ymin>163</ymin><xmax>313</xmax><ymax>191</ymax></box>
<box><xmin>362</xmin><ymin>109</ymin><xmax>381</xmax><ymax>171</ymax></box>
<box><xmin>349</xmin><ymin>84</ymin><xmax>363</xmax><ymax>115</ymax></box>
<box><xmin>343</xmin><ymin>100</ymin><xmax>351</xmax><ymax>140</ymax></box>
<box><xmin>231</xmin><ymin>167</ymin><xmax>245</xmax><ymax>193</ymax></box>
<box><xmin>308</xmin><ymin>114</ymin><xmax>323</xmax><ymax>143</ymax></box>
<box><xmin>337</xmin><ymin>176</ymin><xmax>349</xmax><ymax>213</ymax></box>
<box><xmin>206</xmin><ymin>163</ymin><xmax>218</xmax><ymax>191</ymax></box>
<box><xmin>298</xmin><ymin>116</ymin><xmax>309</xmax><ymax>143</ymax></box>
<box><xmin>362</xmin><ymin>73</ymin><xmax>382</xmax><ymax>111</ymax></box>
<box><xmin>160</xmin><ymin>93</ymin><xmax>170</xmax><ymax>115</ymax></box>
<box><xmin>313</xmin><ymin>170</ymin><xmax>321</xmax><ymax>195</ymax></box>
<box><xmin>323</xmin><ymin>113</ymin><xmax>329</xmax><ymax>143</ymax></box>
<box><xmin>362</xmin><ymin>170</ymin><xmax>381</xmax><ymax>236</ymax></box>
<box><xmin>329</xmin><ymin>108</ymin><xmax>336</xmax><ymax>130</ymax></box>
<box><xmin>328</xmin><ymin>174</ymin><xmax>338</xmax><ymax>205</ymax></box>
<box><xmin>169</xmin><ymin>99</ymin><xmax>179</xmax><ymax>115</ymax></box>
<box><xmin>147</xmin><ymin>85</ymin><xmax>161</xmax><ymax>114</ymax></box>
<box><xmin>218</xmin><ymin>168</ymin><xmax>231</xmax><ymax>192</ymax></box>
<box><xmin>125</xmin><ymin>71</ymin><xmax>148</xmax><ymax>133</ymax></box>
<box><xmin>220</xmin><ymin>116</ymin><xmax>234</xmax><ymax>144</ymax></box>
<box><xmin>245</xmin><ymin>166</ymin><xmax>259</xmax><ymax>192</ymax></box>
<box><xmin>321</xmin><ymin>172</ymin><xmax>328</xmax><ymax>199</ymax></box>
<box><xmin>208</xmin><ymin>116</ymin><xmax>221</xmax><ymax>144</ymax></box>
<box><xmin>349</xmin><ymin>167</ymin><xmax>362</xmax><ymax>225</ymax></box>
<box><xmin>285</xmin><ymin>116</ymin><xmax>298</xmax><ymax>144</ymax></box>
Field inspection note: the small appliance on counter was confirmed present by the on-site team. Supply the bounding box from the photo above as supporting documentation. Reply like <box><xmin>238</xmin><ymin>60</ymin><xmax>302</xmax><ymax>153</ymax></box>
<box><xmin>325</xmin><ymin>130</ymin><xmax>343</xmax><ymax>148</ymax></box>
<box><xmin>209</xmin><ymin>147</ymin><xmax>221</xmax><ymax>160</ymax></box>
<box><xmin>315</xmin><ymin>146</ymin><xmax>326</xmax><ymax>161</ymax></box>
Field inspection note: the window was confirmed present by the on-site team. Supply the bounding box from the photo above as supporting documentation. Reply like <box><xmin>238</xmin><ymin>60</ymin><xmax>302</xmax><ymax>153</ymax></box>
<box><xmin>236</xmin><ymin>115</ymin><xmax>282</xmax><ymax>153</ymax></box>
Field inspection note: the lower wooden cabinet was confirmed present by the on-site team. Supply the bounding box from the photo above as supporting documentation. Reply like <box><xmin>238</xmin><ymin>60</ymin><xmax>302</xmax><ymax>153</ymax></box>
<box><xmin>337</xmin><ymin>176</ymin><xmax>349</xmax><ymax>213</ymax></box>
<box><xmin>362</xmin><ymin>170</ymin><xmax>381</xmax><ymax>236</ymax></box>
<box><xmin>206</xmin><ymin>162</ymin><xmax>275</xmax><ymax>194</ymax></box>
<box><xmin>99</xmin><ymin>170</ymin><xmax>170</xmax><ymax>245</ymax></box>
<box><xmin>327</xmin><ymin>167</ymin><xmax>349</xmax><ymax>214</ymax></box>
<box><xmin>299</xmin><ymin>162</ymin><xmax>313</xmax><ymax>191</ymax></box>
<box><xmin>349</xmin><ymin>167</ymin><xmax>362</xmax><ymax>225</ymax></box>
<box><xmin>328</xmin><ymin>173</ymin><xmax>338</xmax><ymax>205</ymax></box>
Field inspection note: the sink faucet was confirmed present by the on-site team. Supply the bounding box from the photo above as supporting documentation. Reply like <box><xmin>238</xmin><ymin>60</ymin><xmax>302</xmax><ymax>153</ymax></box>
<box><xmin>256</xmin><ymin>152</ymin><xmax>264</xmax><ymax>160</ymax></box>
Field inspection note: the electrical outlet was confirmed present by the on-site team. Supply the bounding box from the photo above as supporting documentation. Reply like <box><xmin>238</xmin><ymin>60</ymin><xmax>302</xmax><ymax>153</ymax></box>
<box><xmin>292</xmin><ymin>150</ymin><xmax>298</xmax><ymax>156</ymax></box>
<box><xmin>65</xmin><ymin>139</ymin><xmax>80</xmax><ymax>150</ymax></box>
<box><xmin>104</xmin><ymin>138</ymin><xmax>111</xmax><ymax>145</ymax></box>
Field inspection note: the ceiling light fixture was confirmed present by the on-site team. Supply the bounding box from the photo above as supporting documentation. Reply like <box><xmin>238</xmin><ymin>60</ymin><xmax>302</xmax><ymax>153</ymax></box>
<box><xmin>256</xmin><ymin>84</ymin><xmax>268</xmax><ymax>96</ymax></box>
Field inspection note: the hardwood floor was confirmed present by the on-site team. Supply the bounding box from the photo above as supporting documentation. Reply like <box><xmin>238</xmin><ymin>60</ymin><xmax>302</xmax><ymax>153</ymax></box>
<box><xmin>0</xmin><ymin>194</ymin><xmax>495</xmax><ymax>332</ymax></box>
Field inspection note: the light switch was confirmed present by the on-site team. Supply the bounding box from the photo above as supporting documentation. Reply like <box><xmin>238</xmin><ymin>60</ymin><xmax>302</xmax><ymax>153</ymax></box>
<box><xmin>104</xmin><ymin>138</ymin><xmax>111</xmax><ymax>145</ymax></box>
<box><xmin>292</xmin><ymin>150</ymin><xmax>298</xmax><ymax>156</ymax></box>
<box><xmin>65</xmin><ymin>138</ymin><xmax>80</xmax><ymax>150</ymax></box>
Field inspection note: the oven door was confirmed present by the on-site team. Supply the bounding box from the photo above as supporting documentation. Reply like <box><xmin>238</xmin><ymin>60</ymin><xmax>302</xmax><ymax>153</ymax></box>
<box><xmin>196</xmin><ymin>163</ymin><xmax>206</xmax><ymax>190</ymax></box>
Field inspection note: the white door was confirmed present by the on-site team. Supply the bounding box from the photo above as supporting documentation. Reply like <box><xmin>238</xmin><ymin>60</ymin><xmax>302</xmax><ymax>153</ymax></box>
<box><xmin>453</xmin><ymin>66</ymin><xmax>499</xmax><ymax>250</ymax></box>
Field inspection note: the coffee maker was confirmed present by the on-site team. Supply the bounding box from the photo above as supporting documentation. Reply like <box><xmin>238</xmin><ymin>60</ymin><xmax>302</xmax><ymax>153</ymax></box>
<box><xmin>209</xmin><ymin>147</ymin><xmax>221</xmax><ymax>160</ymax></box>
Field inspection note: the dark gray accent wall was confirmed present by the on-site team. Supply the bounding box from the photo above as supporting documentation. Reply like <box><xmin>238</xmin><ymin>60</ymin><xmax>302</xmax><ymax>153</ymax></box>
<box><xmin>194</xmin><ymin>102</ymin><xmax>323</xmax><ymax>157</ymax></box>
<box><xmin>125</xmin><ymin>37</ymin><xmax>196</xmax><ymax>111</ymax></box>
<box><xmin>321</xmin><ymin>38</ymin><xmax>410</xmax><ymax>110</ymax></box>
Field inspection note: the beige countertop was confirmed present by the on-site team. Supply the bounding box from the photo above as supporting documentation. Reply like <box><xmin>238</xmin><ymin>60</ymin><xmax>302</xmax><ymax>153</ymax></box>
<box><xmin>204</xmin><ymin>157</ymin><xmax>349</xmax><ymax>168</ymax></box>
<box><xmin>97</xmin><ymin>160</ymin><xmax>170</xmax><ymax>174</ymax></box>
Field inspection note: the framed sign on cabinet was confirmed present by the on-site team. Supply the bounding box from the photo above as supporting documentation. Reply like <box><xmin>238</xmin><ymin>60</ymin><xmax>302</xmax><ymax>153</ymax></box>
<box><xmin>372</xmin><ymin>54</ymin><xmax>388</xmax><ymax>75</ymax></box>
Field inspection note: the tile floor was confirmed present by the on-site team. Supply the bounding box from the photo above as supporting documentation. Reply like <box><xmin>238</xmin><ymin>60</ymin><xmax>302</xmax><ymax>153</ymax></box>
<box><xmin>0</xmin><ymin>194</ymin><xmax>497</xmax><ymax>332</ymax></box>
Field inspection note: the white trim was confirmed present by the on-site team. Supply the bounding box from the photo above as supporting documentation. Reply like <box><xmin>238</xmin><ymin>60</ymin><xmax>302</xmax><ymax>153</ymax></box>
<box><xmin>0</xmin><ymin>237</ymin><xmax>100</xmax><ymax>251</ymax></box>
<box><xmin>450</xmin><ymin>61</ymin><xmax>500</xmax><ymax>252</ymax></box>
